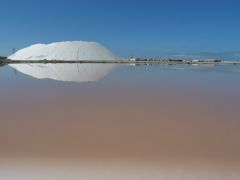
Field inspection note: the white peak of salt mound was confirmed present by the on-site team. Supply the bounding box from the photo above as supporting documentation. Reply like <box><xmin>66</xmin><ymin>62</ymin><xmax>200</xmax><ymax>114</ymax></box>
<box><xmin>8</xmin><ymin>41</ymin><xmax>120</xmax><ymax>61</ymax></box>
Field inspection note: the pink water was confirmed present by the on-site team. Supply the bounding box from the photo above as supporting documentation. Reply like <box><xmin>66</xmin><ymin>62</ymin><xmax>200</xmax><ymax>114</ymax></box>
<box><xmin>0</xmin><ymin>64</ymin><xmax>240</xmax><ymax>179</ymax></box>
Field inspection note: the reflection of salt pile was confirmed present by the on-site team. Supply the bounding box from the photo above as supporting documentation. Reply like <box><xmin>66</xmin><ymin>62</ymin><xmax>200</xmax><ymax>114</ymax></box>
<box><xmin>9</xmin><ymin>63</ymin><xmax>118</xmax><ymax>82</ymax></box>
<box><xmin>8</xmin><ymin>41</ymin><xmax>120</xmax><ymax>61</ymax></box>
<box><xmin>8</xmin><ymin>41</ymin><xmax>120</xmax><ymax>82</ymax></box>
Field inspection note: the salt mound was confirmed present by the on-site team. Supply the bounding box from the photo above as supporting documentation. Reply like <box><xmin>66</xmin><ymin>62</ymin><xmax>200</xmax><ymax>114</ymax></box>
<box><xmin>8</xmin><ymin>41</ymin><xmax>120</xmax><ymax>61</ymax></box>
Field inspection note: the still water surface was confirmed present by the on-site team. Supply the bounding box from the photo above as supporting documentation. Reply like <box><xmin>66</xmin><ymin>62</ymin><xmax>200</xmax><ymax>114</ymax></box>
<box><xmin>0</xmin><ymin>63</ymin><xmax>240</xmax><ymax>179</ymax></box>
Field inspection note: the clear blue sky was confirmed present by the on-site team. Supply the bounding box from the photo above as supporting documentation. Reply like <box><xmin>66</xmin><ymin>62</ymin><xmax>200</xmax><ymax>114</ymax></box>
<box><xmin>0</xmin><ymin>0</ymin><xmax>239</xmax><ymax>57</ymax></box>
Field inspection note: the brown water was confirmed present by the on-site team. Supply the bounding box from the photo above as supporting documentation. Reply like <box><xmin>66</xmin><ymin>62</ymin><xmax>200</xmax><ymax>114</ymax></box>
<box><xmin>0</xmin><ymin>64</ymin><xmax>240</xmax><ymax>179</ymax></box>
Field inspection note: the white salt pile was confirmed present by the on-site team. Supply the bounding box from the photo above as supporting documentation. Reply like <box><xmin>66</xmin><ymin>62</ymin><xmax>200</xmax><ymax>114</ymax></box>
<box><xmin>8</xmin><ymin>41</ymin><xmax>120</xmax><ymax>61</ymax></box>
<box><xmin>8</xmin><ymin>41</ymin><xmax>120</xmax><ymax>82</ymax></box>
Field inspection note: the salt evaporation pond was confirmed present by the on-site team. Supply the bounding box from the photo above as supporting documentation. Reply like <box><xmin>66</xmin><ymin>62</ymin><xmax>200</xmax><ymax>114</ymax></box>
<box><xmin>1</xmin><ymin>42</ymin><xmax>240</xmax><ymax>179</ymax></box>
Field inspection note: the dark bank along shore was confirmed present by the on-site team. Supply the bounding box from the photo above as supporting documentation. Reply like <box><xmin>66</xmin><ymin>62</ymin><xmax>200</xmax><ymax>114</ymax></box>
<box><xmin>0</xmin><ymin>57</ymin><xmax>7</xmax><ymax>66</ymax></box>
<box><xmin>1</xmin><ymin>58</ymin><xmax>240</xmax><ymax>65</ymax></box>
<box><xmin>0</xmin><ymin>56</ymin><xmax>6</xmax><ymax>59</ymax></box>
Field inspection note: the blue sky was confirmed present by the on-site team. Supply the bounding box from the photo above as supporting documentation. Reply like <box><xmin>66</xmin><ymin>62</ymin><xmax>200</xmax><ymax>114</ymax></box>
<box><xmin>0</xmin><ymin>0</ymin><xmax>239</xmax><ymax>57</ymax></box>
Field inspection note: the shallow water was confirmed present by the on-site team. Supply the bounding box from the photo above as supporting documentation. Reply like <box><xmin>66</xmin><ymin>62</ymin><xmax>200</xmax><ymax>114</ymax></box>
<box><xmin>0</xmin><ymin>63</ymin><xmax>240</xmax><ymax>179</ymax></box>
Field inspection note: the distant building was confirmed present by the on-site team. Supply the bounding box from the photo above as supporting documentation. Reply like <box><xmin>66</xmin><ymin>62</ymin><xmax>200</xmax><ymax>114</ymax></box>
<box><xmin>129</xmin><ymin>57</ymin><xmax>137</xmax><ymax>61</ymax></box>
<box><xmin>129</xmin><ymin>57</ymin><xmax>142</xmax><ymax>61</ymax></box>
<box><xmin>192</xmin><ymin>59</ymin><xmax>200</xmax><ymax>62</ymax></box>
<box><xmin>192</xmin><ymin>59</ymin><xmax>222</xmax><ymax>63</ymax></box>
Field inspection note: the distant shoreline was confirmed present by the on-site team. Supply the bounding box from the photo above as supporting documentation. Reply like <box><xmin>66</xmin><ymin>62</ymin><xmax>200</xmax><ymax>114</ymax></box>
<box><xmin>1</xmin><ymin>59</ymin><xmax>240</xmax><ymax>66</ymax></box>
